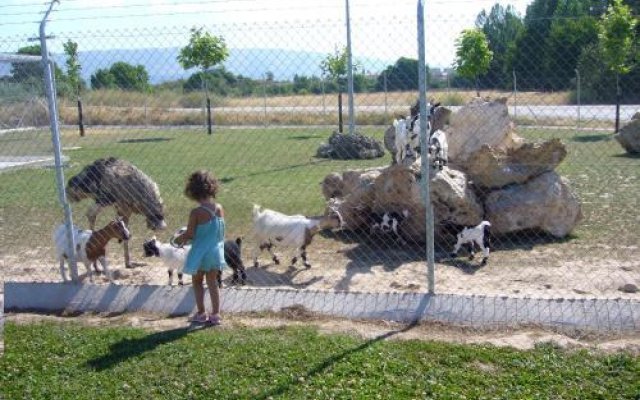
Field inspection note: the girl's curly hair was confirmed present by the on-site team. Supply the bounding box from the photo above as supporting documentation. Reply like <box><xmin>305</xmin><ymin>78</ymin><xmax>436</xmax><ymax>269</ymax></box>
<box><xmin>184</xmin><ymin>170</ymin><xmax>219</xmax><ymax>201</ymax></box>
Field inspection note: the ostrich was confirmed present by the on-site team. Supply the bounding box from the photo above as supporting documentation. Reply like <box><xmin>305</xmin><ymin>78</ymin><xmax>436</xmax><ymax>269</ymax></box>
<box><xmin>65</xmin><ymin>157</ymin><xmax>167</xmax><ymax>268</ymax></box>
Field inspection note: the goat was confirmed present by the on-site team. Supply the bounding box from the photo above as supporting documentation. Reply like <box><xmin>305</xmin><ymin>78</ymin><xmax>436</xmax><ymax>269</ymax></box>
<box><xmin>450</xmin><ymin>221</ymin><xmax>491</xmax><ymax>266</ymax></box>
<box><xmin>66</xmin><ymin>157</ymin><xmax>167</xmax><ymax>269</ymax></box>
<box><xmin>251</xmin><ymin>204</ymin><xmax>343</xmax><ymax>269</ymax></box>
<box><xmin>53</xmin><ymin>218</ymin><xmax>130</xmax><ymax>283</ymax></box>
<box><xmin>370</xmin><ymin>210</ymin><xmax>410</xmax><ymax>245</ymax></box>
<box><xmin>410</xmin><ymin>103</ymin><xmax>449</xmax><ymax>170</ymax></box>
<box><xmin>393</xmin><ymin>117</ymin><xmax>414</xmax><ymax>165</ymax></box>
<box><xmin>143</xmin><ymin>235</ymin><xmax>246</xmax><ymax>286</ymax></box>
<box><xmin>428</xmin><ymin>129</ymin><xmax>449</xmax><ymax>170</ymax></box>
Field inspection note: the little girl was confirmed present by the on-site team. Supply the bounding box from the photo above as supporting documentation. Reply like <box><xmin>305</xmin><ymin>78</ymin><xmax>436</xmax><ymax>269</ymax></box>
<box><xmin>174</xmin><ymin>170</ymin><xmax>226</xmax><ymax>325</ymax></box>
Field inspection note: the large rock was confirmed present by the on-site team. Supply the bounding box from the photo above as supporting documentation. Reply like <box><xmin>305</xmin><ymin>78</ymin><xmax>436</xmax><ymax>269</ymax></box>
<box><xmin>485</xmin><ymin>171</ymin><xmax>582</xmax><ymax>237</ymax></box>
<box><xmin>323</xmin><ymin>164</ymin><xmax>483</xmax><ymax>241</ymax></box>
<box><xmin>317</xmin><ymin>131</ymin><xmax>385</xmax><ymax>160</ymax></box>
<box><xmin>429</xmin><ymin>167</ymin><xmax>484</xmax><ymax>227</ymax></box>
<box><xmin>321</xmin><ymin>167</ymin><xmax>383</xmax><ymax>230</ymax></box>
<box><xmin>464</xmin><ymin>139</ymin><xmax>567</xmax><ymax>189</ymax></box>
<box><xmin>614</xmin><ymin>118</ymin><xmax>640</xmax><ymax>154</ymax></box>
<box><xmin>447</xmin><ymin>97</ymin><xmax>524</xmax><ymax>164</ymax></box>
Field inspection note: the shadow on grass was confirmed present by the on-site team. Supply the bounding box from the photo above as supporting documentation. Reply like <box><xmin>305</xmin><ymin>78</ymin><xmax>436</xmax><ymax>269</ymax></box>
<box><xmin>85</xmin><ymin>324</ymin><xmax>206</xmax><ymax>371</ymax></box>
<box><xmin>117</xmin><ymin>137</ymin><xmax>173</xmax><ymax>144</ymax></box>
<box><xmin>219</xmin><ymin>158</ymin><xmax>331</xmax><ymax>184</ymax></box>
<box><xmin>571</xmin><ymin>133</ymin><xmax>611</xmax><ymax>143</ymax></box>
<box><xmin>255</xmin><ymin>313</ymin><xmax>425</xmax><ymax>400</ymax></box>
<box><xmin>288</xmin><ymin>134</ymin><xmax>323</xmax><ymax>141</ymax></box>
<box><xmin>611</xmin><ymin>152</ymin><xmax>640</xmax><ymax>159</ymax></box>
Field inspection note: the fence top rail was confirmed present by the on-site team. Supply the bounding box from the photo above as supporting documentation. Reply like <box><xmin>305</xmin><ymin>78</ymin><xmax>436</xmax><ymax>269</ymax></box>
<box><xmin>0</xmin><ymin>53</ymin><xmax>42</xmax><ymax>63</ymax></box>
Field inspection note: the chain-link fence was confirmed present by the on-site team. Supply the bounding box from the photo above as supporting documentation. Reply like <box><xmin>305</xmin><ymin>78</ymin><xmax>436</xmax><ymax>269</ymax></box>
<box><xmin>1</xmin><ymin>1</ymin><xmax>639</xmax><ymax>331</ymax></box>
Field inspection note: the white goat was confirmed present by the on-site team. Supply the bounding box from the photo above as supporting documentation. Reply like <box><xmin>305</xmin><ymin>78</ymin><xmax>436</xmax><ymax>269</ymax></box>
<box><xmin>393</xmin><ymin>118</ymin><xmax>413</xmax><ymax>164</ymax></box>
<box><xmin>53</xmin><ymin>218</ymin><xmax>130</xmax><ymax>283</ymax></box>
<box><xmin>142</xmin><ymin>237</ymin><xmax>189</xmax><ymax>286</ymax></box>
<box><xmin>450</xmin><ymin>221</ymin><xmax>491</xmax><ymax>265</ymax></box>
<box><xmin>251</xmin><ymin>204</ymin><xmax>343</xmax><ymax>268</ymax></box>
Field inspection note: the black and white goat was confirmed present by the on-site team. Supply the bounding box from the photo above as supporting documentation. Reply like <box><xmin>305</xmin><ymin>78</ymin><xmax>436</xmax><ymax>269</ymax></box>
<box><xmin>142</xmin><ymin>234</ymin><xmax>246</xmax><ymax>286</ymax></box>
<box><xmin>251</xmin><ymin>203</ymin><xmax>343</xmax><ymax>268</ymax></box>
<box><xmin>53</xmin><ymin>218</ymin><xmax>130</xmax><ymax>283</ymax></box>
<box><xmin>410</xmin><ymin>102</ymin><xmax>448</xmax><ymax>169</ymax></box>
<box><xmin>450</xmin><ymin>221</ymin><xmax>492</xmax><ymax>266</ymax></box>
<box><xmin>370</xmin><ymin>209</ymin><xmax>410</xmax><ymax>245</ymax></box>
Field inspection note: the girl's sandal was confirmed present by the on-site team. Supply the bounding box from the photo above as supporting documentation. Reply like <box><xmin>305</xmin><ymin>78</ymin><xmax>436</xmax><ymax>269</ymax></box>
<box><xmin>189</xmin><ymin>313</ymin><xmax>208</xmax><ymax>324</ymax></box>
<box><xmin>207</xmin><ymin>314</ymin><xmax>222</xmax><ymax>326</ymax></box>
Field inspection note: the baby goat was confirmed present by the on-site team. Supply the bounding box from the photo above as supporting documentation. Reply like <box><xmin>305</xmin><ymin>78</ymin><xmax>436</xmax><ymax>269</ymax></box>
<box><xmin>370</xmin><ymin>210</ymin><xmax>410</xmax><ymax>245</ymax></box>
<box><xmin>142</xmin><ymin>235</ymin><xmax>246</xmax><ymax>286</ymax></box>
<box><xmin>53</xmin><ymin>218</ymin><xmax>130</xmax><ymax>283</ymax></box>
<box><xmin>450</xmin><ymin>221</ymin><xmax>491</xmax><ymax>266</ymax></box>
<box><xmin>252</xmin><ymin>204</ymin><xmax>343</xmax><ymax>269</ymax></box>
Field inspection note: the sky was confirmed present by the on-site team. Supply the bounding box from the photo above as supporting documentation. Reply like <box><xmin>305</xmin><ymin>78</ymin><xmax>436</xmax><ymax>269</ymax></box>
<box><xmin>0</xmin><ymin>0</ymin><xmax>533</xmax><ymax>70</ymax></box>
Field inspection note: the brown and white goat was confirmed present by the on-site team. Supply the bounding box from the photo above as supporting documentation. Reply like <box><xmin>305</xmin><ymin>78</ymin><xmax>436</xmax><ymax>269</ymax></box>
<box><xmin>53</xmin><ymin>218</ymin><xmax>131</xmax><ymax>283</ymax></box>
<box><xmin>251</xmin><ymin>204</ymin><xmax>343</xmax><ymax>268</ymax></box>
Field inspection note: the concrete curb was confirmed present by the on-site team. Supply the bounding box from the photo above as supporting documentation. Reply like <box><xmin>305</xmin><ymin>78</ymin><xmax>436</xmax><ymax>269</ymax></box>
<box><xmin>4</xmin><ymin>281</ymin><xmax>639</xmax><ymax>332</ymax></box>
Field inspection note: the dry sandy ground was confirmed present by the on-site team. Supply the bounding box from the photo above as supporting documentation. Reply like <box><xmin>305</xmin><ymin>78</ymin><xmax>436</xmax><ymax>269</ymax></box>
<box><xmin>3</xmin><ymin>310</ymin><xmax>640</xmax><ymax>355</ymax></box>
<box><xmin>2</xmin><ymin>236</ymin><xmax>639</xmax><ymax>300</ymax></box>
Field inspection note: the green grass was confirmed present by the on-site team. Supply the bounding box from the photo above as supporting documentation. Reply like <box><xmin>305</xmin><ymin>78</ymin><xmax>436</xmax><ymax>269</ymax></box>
<box><xmin>0</xmin><ymin>124</ymin><xmax>638</xmax><ymax>269</ymax></box>
<box><xmin>1</xmin><ymin>321</ymin><xmax>639</xmax><ymax>399</ymax></box>
<box><xmin>0</xmin><ymin>126</ymin><xmax>390</xmax><ymax>260</ymax></box>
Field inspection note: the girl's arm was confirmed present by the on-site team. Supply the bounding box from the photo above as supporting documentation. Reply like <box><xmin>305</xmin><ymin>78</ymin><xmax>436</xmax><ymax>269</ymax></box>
<box><xmin>175</xmin><ymin>209</ymin><xmax>198</xmax><ymax>245</ymax></box>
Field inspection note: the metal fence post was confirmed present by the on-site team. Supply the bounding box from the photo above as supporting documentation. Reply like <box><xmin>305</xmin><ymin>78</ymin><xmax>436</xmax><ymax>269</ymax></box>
<box><xmin>575</xmin><ymin>68</ymin><xmax>581</xmax><ymax>132</ymax></box>
<box><xmin>417</xmin><ymin>0</ymin><xmax>435</xmax><ymax>294</ymax></box>
<box><xmin>513</xmin><ymin>69</ymin><xmax>517</xmax><ymax>121</ymax></box>
<box><xmin>345</xmin><ymin>0</ymin><xmax>355</xmax><ymax>135</ymax></box>
<box><xmin>40</xmin><ymin>0</ymin><xmax>79</xmax><ymax>281</ymax></box>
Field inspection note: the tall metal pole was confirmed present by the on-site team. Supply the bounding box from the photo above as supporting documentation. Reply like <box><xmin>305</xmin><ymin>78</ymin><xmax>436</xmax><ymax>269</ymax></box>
<box><xmin>575</xmin><ymin>69</ymin><xmax>581</xmax><ymax>132</ymax></box>
<box><xmin>417</xmin><ymin>0</ymin><xmax>434</xmax><ymax>294</ymax></box>
<box><xmin>345</xmin><ymin>0</ymin><xmax>355</xmax><ymax>135</ymax></box>
<box><xmin>512</xmin><ymin>69</ymin><xmax>517</xmax><ymax>121</ymax></box>
<box><xmin>40</xmin><ymin>0</ymin><xmax>79</xmax><ymax>281</ymax></box>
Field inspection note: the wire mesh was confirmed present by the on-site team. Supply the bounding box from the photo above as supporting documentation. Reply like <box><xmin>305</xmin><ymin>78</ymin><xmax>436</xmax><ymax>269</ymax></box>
<box><xmin>0</xmin><ymin>1</ymin><xmax>639</xmax><ymax>331</ymax></box>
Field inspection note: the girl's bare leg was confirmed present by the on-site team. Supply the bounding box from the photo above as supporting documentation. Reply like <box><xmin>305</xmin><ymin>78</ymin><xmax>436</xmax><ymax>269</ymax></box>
<box><xmin>205</xmin><ymin>270</ymin><xmax>221</xmax><ymax>317</ymax></box>
<box><xmin>192</xmin><ymin>271</ymin><xmax>206</xmax><ymax>315</ymax></box>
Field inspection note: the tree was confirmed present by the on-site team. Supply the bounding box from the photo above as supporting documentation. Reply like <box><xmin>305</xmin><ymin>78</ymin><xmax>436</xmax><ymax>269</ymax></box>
<box><xmin>178</xmin><ymin>27</ymin><xmax>229</xmax><ymax>99</ymax></box>
<box><xmin>10</xmin><ymin>45</ymin><xmax>43</xmax><ymax>84</ymax></box>
<box><xmin>110</xmin><ymin>62</ymin><xmax>149</xmax><ymax>91</ymax></box>
<box><xmin>320</xmin><ymin>46</ymin><xmax>352</xmax><ymax>133</ymax></box>
<box><xmin>63</xmin><ymin>40</ymin><xmax>83</xmax><ymax>96</ymax></box>
<box><xmin>376</xmin><ymin>57</ymin><xmax>426</xmax><ymax>91</ymax></box>
<box><xmin>476</xmin><ymin>4</ymin><xmax>524</xmax><ymax>90</ymax></box>
<box><xmin>320</xmin><ymin>46</ymin><xmax>349</xmax><ymax>90</ymax></box>
<box><xmin>598</xmin><ymin>0</ymin><xmax>637</xmax><ymax>131</ymax></box>
<box><xmin>454</xmin><ymin>28</ymin><xmax>493</xmax><ymax>96</ymax></box>
<box><xmin>90</xmin><ymin>68</ymin><xmax>116</xmax><ymax>90</ymax></box>
<box><xmin>89</xmin><ymin>62</ymin><xmax>149</xmax><ymax>91</ymax></box>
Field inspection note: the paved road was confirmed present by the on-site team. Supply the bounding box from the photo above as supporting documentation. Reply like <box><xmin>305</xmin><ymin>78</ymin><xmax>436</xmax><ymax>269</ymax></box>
<box><xmin>154</xmin><ymin>104</ymin><xmax>640</xmax><ymax>121</ymax></box>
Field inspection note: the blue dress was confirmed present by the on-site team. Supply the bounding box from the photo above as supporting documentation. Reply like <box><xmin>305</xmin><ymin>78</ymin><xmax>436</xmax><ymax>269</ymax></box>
<box><xmin>183</xmin><ymin>206</ymin><xmax>227</xmax><ymax>275</ymax></box>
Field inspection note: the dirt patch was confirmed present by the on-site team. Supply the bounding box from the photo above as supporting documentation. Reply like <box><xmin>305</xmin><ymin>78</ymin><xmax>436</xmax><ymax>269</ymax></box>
<box><xmin>3</xmin><ymin>236</ymin><xmax>639</xmax><ymax>300</ymax></box>
<box><xmin>4</xmin><ymin>311</ymin><xmax>640</xmax><ymax>354</ymax></box>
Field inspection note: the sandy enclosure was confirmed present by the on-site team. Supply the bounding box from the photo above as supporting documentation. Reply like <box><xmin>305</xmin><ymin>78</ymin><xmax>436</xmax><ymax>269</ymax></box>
<box><xmin>2</xmin><ymin>234</ymin><xmax>639</xmax><ymax>301</ymax></box>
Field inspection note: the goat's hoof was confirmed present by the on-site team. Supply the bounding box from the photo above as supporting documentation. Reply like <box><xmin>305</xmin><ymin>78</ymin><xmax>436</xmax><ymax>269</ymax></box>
<box><xmin>273</xmin><ymin>258</ymin><xmax>280</xmax><ymax>265</ymax></box>
<box><xmin>291</xmin><ymin>257</ymin><xmax>298</xmax><ymax>265</ymax></box>
<box><xmin>480</xmin><ymin>258</ymin><xmax>488</xmax><ymax>266</ymax></box>
<box><xmin>125</xmin><ymin>265</ymin><xmax>133</xmax><ymax>269</ymax></box>
<box><xmin>468</xmin><ymin>254</ymin><xmax>475</xmax><ymax>261</ymax></box>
